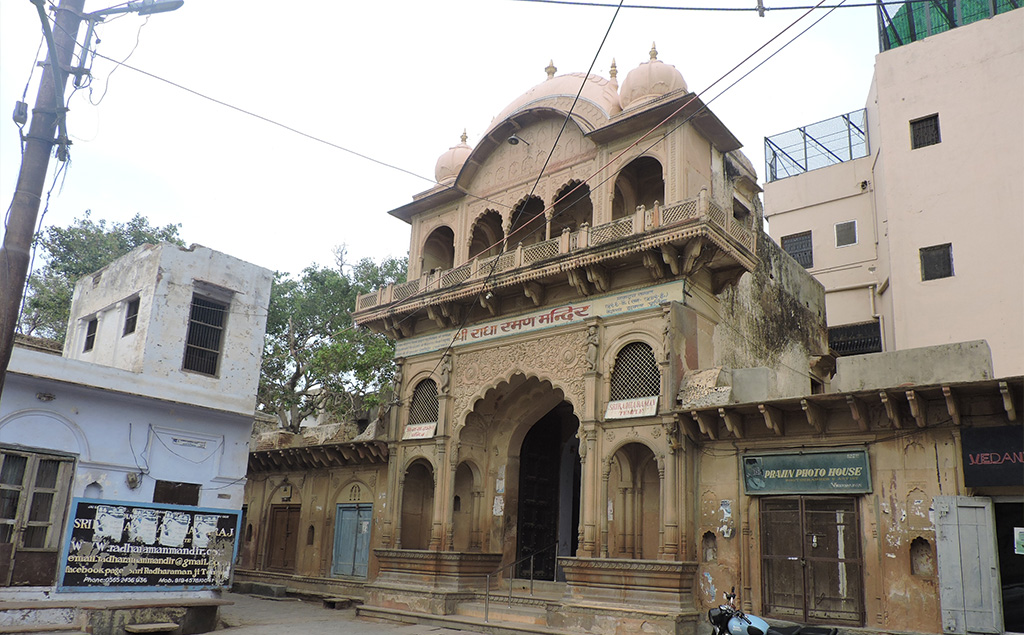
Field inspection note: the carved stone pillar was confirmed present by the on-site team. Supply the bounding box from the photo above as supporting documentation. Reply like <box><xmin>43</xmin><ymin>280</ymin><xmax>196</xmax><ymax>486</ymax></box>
<box><xmin>600</xmin><ymin>457</ymin><xmax>611</xmax><ymax>558</ymax></box>
<box><xmin>661</xmin><ymin>418</ymin><xmax>680</xmax><ymax>559</ymax></box>
<box><xmin>394</xmin><ymin>472</ymin><xmax>406</xmax><ymax>550</ymax></box>
<box><xmin>430</xmin><ymin>441</ymin><xmax>446</xmax><ymax>550</ymax></box>
<box><xmin>581</xmin><ymin>429</ymin><xmax>599</xmax><ymax>557</ymax></box>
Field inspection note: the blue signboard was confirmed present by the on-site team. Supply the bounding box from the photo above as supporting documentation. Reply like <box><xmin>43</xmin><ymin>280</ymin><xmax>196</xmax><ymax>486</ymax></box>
<box><xmin>58</xmin><ymin>498</ymin><xmax>240</xmax><ymax>592</ymax></box>
<box><xmin>742</xmin><ymin>450</ymin><xmax>872</xmax><ymax>495</ymax></box>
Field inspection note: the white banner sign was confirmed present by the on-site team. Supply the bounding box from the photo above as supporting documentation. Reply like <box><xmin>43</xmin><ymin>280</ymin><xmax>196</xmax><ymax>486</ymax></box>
<box><xmin>402</xmin><ymin>421</ymin><xmax>438</xmax><ymax>440</ymax></box>
<box><xmin>395</xmin><ymin>279</ymin><xmax>684</xmax><ymax>358</ymax></box>
<box><xmin>604</xmin><ymin>396</ymin><xmax>659</xmax><ymax>419</ymax></box>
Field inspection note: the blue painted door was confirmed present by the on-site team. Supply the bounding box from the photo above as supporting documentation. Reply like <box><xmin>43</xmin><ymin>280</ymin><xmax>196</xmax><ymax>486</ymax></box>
<box><xmin>332</xmin><ymin>504</ymin><xmax>372</xmax><ymax>577</ymax></box>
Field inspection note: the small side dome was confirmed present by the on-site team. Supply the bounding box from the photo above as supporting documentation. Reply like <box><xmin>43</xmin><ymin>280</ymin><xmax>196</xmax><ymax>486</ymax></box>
<box><xmin>619</xmin><ymin>43</ymin><xmax>687</xmax><ymax>110</ymax></box>
<box><xmin>435</xmin><ymin>130</ymin><xmax>472</xmax><ymax>184</ymax></box>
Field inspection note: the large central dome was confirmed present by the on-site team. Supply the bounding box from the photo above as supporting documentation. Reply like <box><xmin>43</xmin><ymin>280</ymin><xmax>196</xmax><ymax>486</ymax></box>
<box><xmin>486</xmin><ymin>61</ymin><xmax>622</xmax><ymax>135</ymax></box>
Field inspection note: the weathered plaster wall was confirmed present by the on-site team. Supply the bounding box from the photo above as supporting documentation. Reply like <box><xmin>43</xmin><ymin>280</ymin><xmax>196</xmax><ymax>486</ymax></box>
<box><xmin>713</xmin><ymin>230</ymin><xmax>828</xmax><ymax>399</ymax></box>
<box><xmin>64</xmin><ymin>243</ymin><xmax>273</xmax><ymax>414</ymax></box>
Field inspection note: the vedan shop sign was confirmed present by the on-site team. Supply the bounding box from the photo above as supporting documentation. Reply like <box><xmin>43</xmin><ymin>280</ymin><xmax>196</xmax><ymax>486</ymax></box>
<box><xmin>58</xmin><ymin>498</ymin><xmax>240</xmax><ymax>591</ymax></box>
<box><xmin>742</xmin><ymin>450</ymin><xmax>871</xmax><ymax>495</ymax></box>
<box><xmin>961</xmin><ymin>425</ymin><xmax>1024</xmax><ymax>487</ymax></box>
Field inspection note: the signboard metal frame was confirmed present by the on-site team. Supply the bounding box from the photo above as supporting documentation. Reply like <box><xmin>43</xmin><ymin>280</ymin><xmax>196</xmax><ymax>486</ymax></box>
<box><xmin>741</xmin><ymin>448</ymin><xmax>872</xmax><ymax>496</ymax></box>
<box><xmin>57</xmin><ymin>497</ymin><xmax>241</xmax><ymax>592</ymax></box>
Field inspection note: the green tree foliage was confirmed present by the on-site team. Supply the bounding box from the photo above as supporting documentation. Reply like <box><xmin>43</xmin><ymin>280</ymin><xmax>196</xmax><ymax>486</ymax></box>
<box><xmin>258</xmin><ymin>248</ymin><xmax>407</xmax><ymax>433</ymax></box>
<box><xmin>20</xmin><ymin>212</ymin><xmax>184</xmax><ymax>341</ymax></box>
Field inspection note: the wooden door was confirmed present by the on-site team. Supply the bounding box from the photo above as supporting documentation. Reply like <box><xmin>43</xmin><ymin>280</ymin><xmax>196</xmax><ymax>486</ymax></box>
<box><xmin>267</xmin><ymin>505</ymin><xmax>300</xmax><ymax>572</ymax></box>
<box><xmin>935</xmin><ymin>496</ymin><xmax>1003</xmax><ymax>634</ymax></box>
<box><xmin>0</xmin><ymin>450</ymin><xmax>74</xmax><ymax>586</ymax></box>
<box><xmin>761</xmin><ymin>496</ymin><xmax>864</xmax><ymax>625</ymax></box>
<box><xmin>332</xmin><ymin>504</ymin><xmax>372</xmax><ymax>578</ymax></box>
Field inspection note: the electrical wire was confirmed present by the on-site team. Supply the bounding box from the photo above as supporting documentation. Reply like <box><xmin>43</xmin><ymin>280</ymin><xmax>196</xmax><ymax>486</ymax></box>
<box><xmin>511</xmin><ymin>0</ymin><xmax>918</xmax><ymax>10</ymax></box>
<box><xmin>87</xmin><ymin>14</ymin><xmax>150</xmax><ymax>106</ymax></box>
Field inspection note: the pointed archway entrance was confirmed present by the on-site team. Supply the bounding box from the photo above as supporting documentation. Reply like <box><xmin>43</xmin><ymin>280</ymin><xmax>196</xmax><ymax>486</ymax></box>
<box><xmin>515</xmin><ymin>401</ymin><xmax>580</xmax><ymax>581</ymax></box>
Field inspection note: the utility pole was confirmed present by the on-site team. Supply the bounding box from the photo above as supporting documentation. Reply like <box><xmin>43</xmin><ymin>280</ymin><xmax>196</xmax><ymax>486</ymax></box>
<box><xmin>0</xmin><ymin>0</ymin><xmax>86</xmax><ymax>396</ymax></box>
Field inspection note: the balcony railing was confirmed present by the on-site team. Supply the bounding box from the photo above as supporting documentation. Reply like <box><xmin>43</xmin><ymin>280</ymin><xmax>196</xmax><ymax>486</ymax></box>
<box><xmin>765</xmin><ymin>109</ymin><xmax>869</xmax><ymax>182</ymax></box>
<box><xmin>354</xmin><ymin>192</ymin><xmax>754</xmax><ymax>314</ymax></box>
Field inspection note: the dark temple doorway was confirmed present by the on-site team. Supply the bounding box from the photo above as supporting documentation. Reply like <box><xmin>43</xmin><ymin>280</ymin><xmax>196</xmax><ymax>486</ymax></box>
<box><xmin>516</xmin><ymin>401</ymin><xmax>580</xmax><ymax>581</ymax></box>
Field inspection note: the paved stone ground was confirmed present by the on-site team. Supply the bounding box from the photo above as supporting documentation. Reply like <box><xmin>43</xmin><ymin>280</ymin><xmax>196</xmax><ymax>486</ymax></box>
<box><xmin>215</xmin><ymin>592</ymin><xmax>481</xmax><ymax>635</ymax></box>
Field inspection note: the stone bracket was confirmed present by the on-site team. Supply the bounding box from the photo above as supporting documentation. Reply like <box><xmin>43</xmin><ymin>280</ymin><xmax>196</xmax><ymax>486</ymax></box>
<box><xmin>846</xmin><ymin>395</ymin><xmax>869</xmax><ymax>432</ymax></box>
<box><xmin>1000</xmin><ymin>381</ymin><xmax>1017</xmax><ymax>421</ymax></box>
<box><xmin>758</xmin><ymin>404</ymin><xmax>783</xmax><ymax>436</ymax></box>
<box><xmin>801</xmin><ymin>399</ymin><xmax>824</xmax><ymax>433</ymax></box>
<box><xmin>942</xmin><ymin>386</ymin><xmax>961</xmax><ymax>426</ymax></box>
<box><xmin>719</xmin><ymin>408</ymin><xmax>743</xmax><ymax>438</ymax></box>
<box><xmin>880</xmin><ymin>391</ymin><xmax>903</xmax><ymax>429</ymax></box>
<box><xmin>906</xmin><ymin>390</ymin><xmax>927</xmax><ymax>428</ymax></box>
<box><xmin>692</xmin><ymin>411</ymin><xmax>717</xmax><ymax>441</ymax></box>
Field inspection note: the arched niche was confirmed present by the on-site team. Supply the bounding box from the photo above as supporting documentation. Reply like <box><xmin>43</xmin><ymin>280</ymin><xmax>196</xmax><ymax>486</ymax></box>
<box><xmin>508</xmin><ymin>196</ymin><xmax>546</xmax><ymax>248</ymax></box>
<box><xmin>422</xmin><ymin>225</ymin><xmax>455</xmax><ymax>273</ymax></box>
<box><xmin>607</xmin><ymin>442</ymin><xmax>660</xmax><ymax>559</ymax></box>
<box><xmin>612</xmin><ymin>156</ymin><xmax>664</xmax><ymax>220</ymax></box>
<box><xmin>400</xmin><ymin>459</ymin><xmax>435</xmax><ymax>550</ymax></box>
<box><xmin>551</xmin><ymin>181</ymin><xmax>593</xmax><ymax>236</ymax></box>
<box><xmin>469</xmin><ymin>210</ymin><xmax>505</xmax><ymax>259</ymax></box>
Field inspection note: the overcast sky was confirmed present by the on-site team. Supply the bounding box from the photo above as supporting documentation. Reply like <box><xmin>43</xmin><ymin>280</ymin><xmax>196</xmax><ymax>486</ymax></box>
<box><xmin>1</xmin><ymin>1</ymin><xmax>881</xmax><ymax>278</ymax></box>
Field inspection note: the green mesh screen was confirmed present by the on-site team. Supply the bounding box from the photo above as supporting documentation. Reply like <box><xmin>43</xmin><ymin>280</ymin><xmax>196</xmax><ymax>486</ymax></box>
<box><xmin>878</xmin><ymin>0</ymin><xmax>1019</xmax><ymax>51</ymax></box>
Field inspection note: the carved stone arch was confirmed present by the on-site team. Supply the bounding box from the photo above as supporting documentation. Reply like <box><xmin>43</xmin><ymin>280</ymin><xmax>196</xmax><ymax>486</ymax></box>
<box><xmin>508</xmin><ymin>195</ymin><xmax>546</xmax><ymax>248</ymax></box>
<box><xmin>469</xmin><ymin>209</ymin><xmax>505</xmax><ymax>259</ymax></box>
<box><xmin>605</xmin><ymin>436</ymin><xmax>662</xmax><ymax>470</ymax></box>
<box><xmin>0</xmin><ymin>409</ymin><xmax>90</xmax><ymax>460</ymax></box>
<box><xmin>612</xmin><ymin>153</ymin><xmax>666</xmax><ymax>220</ymax></box>
<box><xmin>551</xmin><ymin>179</ymin><xmax>594</xmax><ymax>236</ymax></box>
<box><xmin>421</xmin><ymin>223</ymin><xmax>456</xmax><ymax>273</ymax></box>
<box><xmin>334</xmin><ymin>478</ymin><xmax>372</xmax><ymax>505</ymax></box>
<box><xmin>454</xmin><ymin>368</ymin><xmax>581</xmax><ymax>439</ymax></box>
<box><xmin>267</xmin><ymin>479</ymin><xmax>303</xmax><ymax>505</ymax></box>
<box><xmin>401</xmin><ymin>452</ymin><xmax>437</xmax><ymax>476</ymax></box>
<box><xmin>602</xmin><ymin>331</ymin><xmax>661</xmax><ymax>377</ymax></box>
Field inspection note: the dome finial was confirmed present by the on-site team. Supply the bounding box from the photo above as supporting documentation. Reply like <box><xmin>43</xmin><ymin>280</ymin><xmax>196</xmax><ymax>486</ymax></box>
<box><xmin>545</xmin><ymin>60</ymin><xmax>557</xmax><ymax>80</ymax></box>
<box><xmin>609</xmin><ymin>58</ymin><xmax>617</xmax><ymax>80</ymax></box>
<box><xmin>650</xmin><ymin>42</ymin><xmax>658</xmax><ymax>61</ymax></box>
<box><xmin>460</xmin><ymin>129</ymin><xmax>468</xmax><ymax>144</ymax></box>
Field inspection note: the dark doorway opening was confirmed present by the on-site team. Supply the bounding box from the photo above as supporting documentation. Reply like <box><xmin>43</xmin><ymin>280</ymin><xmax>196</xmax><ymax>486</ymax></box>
<box><xmin>516</xmin><ymin>402</ymin><xmax>580</xmax><ymax>581</ymax></box>
<box><xmin>995</xmin><ymin>501</ymin><xmax>1024</xmax><ymax>632</ymax></box>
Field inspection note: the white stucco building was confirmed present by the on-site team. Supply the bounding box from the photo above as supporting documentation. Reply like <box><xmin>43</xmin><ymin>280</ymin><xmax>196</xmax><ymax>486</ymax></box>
<box><xmin>763</xmin><ymin>3</ymin><xmax>1023</xmax><ymax>379</ymax></box>
<box><xmin>0</xmin><ymin>243</ymin><xmax>271</xmax><ymax>629</ymax></box>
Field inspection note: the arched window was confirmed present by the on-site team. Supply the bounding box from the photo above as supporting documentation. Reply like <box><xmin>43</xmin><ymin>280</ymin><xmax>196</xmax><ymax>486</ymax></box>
<box><xmin>422</xmin><ymin>226</ymin><xmax>455</xmax><ymax>273</ymax></box>
<box><xmin>551</xmin><ymin>182</ymin><xmax>593</xmax><ymax>236</ymax></box>
<box><xmin>508</xmin><ymin>197</ymin><xmax>545</xmax><ymax>248</ymax></box>
<box><xmin>470</xmin><ymin>211</ymin><xmax>504</xmax><ymax>259</ymax></box>
<box><xmin>612</xmin><ymin>157</ymin><xmax>664</xmax><ymax>220</ymax></box>
<box><xmin>409</xmin><ymin>379</ymin><xmax>439</xmax><ymax>425</ymax></box>
<box><xmin>609</xmin><ymin>342</ymin><xmax>660</xmax><ymax>401</ymax></box>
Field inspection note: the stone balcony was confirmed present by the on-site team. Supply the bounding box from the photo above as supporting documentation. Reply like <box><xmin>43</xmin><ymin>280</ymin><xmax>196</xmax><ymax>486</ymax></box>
<box><xmin>354</xmin><ymin>190</ymin><xmax>758</xmax><ymax>332</ymax></box>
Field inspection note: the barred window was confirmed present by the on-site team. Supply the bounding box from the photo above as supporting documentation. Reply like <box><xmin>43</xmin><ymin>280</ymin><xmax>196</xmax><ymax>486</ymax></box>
<box><xmin>183</xmin><ymin>294</ymin><xmax>227</xmax><ymax>376</ymax></box>
<box><xmin>910</xmin><ymin>114</ymin><xmax>940</xmax><ymax>149</ymax></box>
<box><xmin>835</xmin><ymin>220</ymin><xmax>857</xmax><ymax>247</ymax></box>
<box><xmin>409</xmin><ymin>379</ymin><xmax>439</xmax><ymax>425</ymax></box>
<box><xmin>920</xmin><ymin>243</ymin><xmax>953</xmax><ymax>281</ymax></box>
<box><xmin>781</xmin><ymin>231</ymin><xmax>813</xmax><ymax>268</ymax></box>
<box><xmin>609</xmin><ymin>342</ymin><xmax>661</xmax><ymax>401</ymax></box>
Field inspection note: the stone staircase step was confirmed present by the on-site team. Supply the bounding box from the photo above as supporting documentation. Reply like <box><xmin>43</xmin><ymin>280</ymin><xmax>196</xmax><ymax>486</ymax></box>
<box><xmin>357</xmin><ymin>605</ymin><xmax>575</xmax><ymax>635</ymax></box>
<box><xmin>456</xmin><ymin>601</ymin><xmax>547</xmax><ymax>625</ymax></box>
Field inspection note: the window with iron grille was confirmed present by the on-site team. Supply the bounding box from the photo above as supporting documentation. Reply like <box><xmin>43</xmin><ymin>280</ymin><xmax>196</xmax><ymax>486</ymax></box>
<box><xmin>408</xmin><ymin>379</ymin><xmax>439</xmax><ymax>425</ymax></box>
<box><xmin>609</xmin><ymin>342</ymin><xmax>660</xmax><ymax>401</ymax></box>
<box><xmin>920</xmin><ymin>243</ymin><xmax>953</xmax><ymax>281</ymax></box>
<box><xmin>123</xmin><ymin>297</ymin><xmax>140</xmax><ymax>336</ymax></box>
<box><xmin>910</xmin><ymin>114</ymin><xmax>940</xmax><ymax>149</ymax></box>
<box><xmin>781</xmin><ymin>231</ymin><xmax>813</xmax><ymax>268</ymax></box>
<box><xmin>83</xmin><ymin>318</ymin><xmax>97</xmax><ymax>352</ymax></box>
<box><xmin>182</xmin><ymin>294</ymin><xmax>227</xmax><ymax>375</ymax></box>
<box><xmin>829</xmin><ymin>320</ymin><xmax>882</xmax><ymax>356</ymax></box>
<box><xmin>835</xmin><ymin>220</ymin><xmax>857</xmax><ymax>247</ymax></box>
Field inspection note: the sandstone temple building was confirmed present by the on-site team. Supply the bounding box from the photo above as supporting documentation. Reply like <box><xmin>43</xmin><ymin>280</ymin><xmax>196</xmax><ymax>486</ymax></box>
<box><xmin>239</xmin><ymin>37</ymin><xmax>1022</xmax><ymax>635</ymax></box>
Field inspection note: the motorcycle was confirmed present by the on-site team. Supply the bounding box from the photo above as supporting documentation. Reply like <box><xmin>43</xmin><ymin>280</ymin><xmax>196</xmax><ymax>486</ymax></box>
<box><xmin>707</xmin><ymin>587</ymin><xmax>774</xmax><ymax>635</ymax></box>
